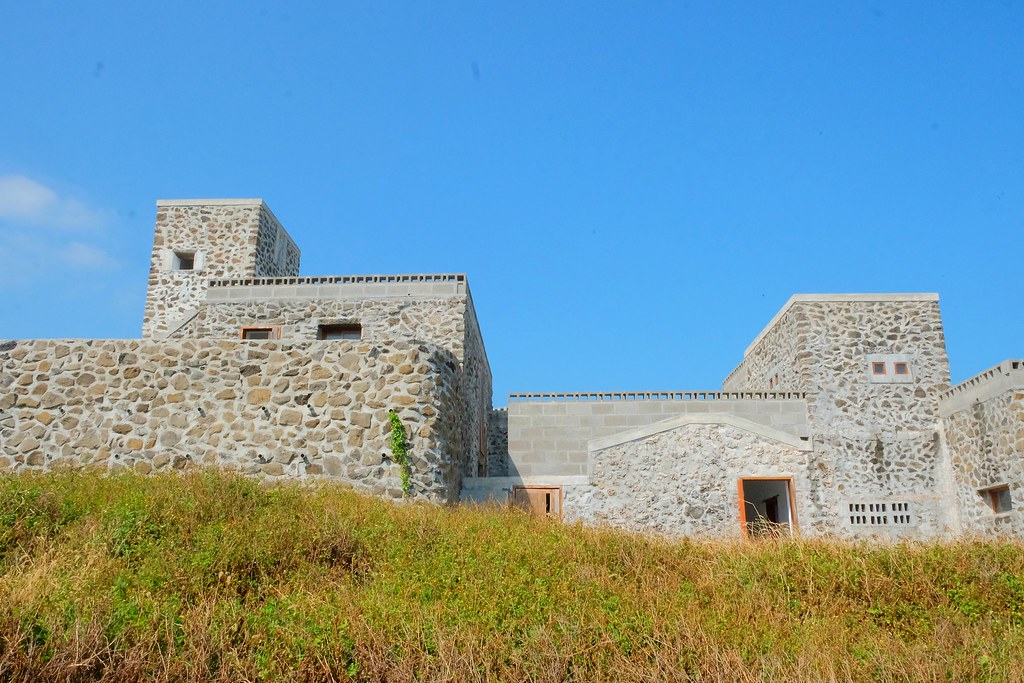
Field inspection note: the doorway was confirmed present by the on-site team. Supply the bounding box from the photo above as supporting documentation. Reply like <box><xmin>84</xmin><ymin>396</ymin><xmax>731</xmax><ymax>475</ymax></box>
<box><xmin>512</xmin><ymin>486</ymin><xmax>562</xmax><ymax>519</ymax></box>
<box><xmin>738</xmin><ymin>478</ymin><xmax>796</xmax><ymax>538</ymax></box>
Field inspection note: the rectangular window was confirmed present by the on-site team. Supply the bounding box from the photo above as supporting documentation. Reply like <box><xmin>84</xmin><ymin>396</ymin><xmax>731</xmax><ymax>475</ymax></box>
<box><xmin>241</xmin><ymin>326</ymin><xmax>280</xmax><ymax>340</ymax></box>
<box><xmin>172</xmin><ymin>251</ymin><xmax>195</xmax><ymax>271</ymax></box>
<box><xmin>894</xmin><ymin>362</ymin><xmax>910</xmax><ymax>375</ymax></box>
<box><xmin>982</xmin><ymin>485</ymin><xmax>1012</xmax><ymax>514</ymax></box>
<box><xmin>872</xmin><ymin>362</ymin><xmax>887</xmax><ymax>376</ymax></box>
<box><xmin>318</xmin><ymin>323</ymin><xmax>361</xmax><ymax>340</ymax></box>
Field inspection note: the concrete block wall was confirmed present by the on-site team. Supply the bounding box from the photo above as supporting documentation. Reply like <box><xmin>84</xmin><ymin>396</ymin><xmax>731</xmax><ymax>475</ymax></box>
<box><xmin>506</xmin><ymin>395</ymin><xmax>809</xmax><ymax>477</ymax></box>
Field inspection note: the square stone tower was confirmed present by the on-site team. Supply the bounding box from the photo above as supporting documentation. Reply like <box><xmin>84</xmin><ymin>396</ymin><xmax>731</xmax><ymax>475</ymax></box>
<box><xmin>142</xmin><ymin>199</ymin><xmax>301</xmax><ymax>338</ymax></box>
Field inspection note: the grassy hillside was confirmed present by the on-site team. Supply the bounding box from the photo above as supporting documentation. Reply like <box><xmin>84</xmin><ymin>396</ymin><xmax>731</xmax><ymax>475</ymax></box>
<box><xmin>1</xmin><ymin>472</ymin><xmax>1023</xmax><ymax>682</ymax></box>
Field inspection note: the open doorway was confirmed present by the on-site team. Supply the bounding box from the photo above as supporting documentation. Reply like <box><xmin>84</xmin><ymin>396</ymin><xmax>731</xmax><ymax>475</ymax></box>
<box><xmin>738</xmin><ymin>478</ymin><xmax>796</xmax><ymax>538</ymax></box>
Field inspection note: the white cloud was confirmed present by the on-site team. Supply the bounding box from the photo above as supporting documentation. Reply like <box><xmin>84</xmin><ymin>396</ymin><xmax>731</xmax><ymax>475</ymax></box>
<box><xmin>0</xmin><ymin>174</ymin><xmax>122</xmax><ymax>287</ymax></box>
<box><xmin>0</xmin><ymin>174</ymin><xmax>108</xmax><ymax>229</ymax></box>
<box><xmin>58</xmin><ymin>242</ymin><xmax>119</xmax><ymax>269</ymax></box>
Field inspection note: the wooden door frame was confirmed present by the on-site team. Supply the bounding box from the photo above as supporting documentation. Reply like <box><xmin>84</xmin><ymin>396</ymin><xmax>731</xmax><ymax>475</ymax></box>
<box><xmin>737</xmin><ymin>477</ymin><xmax>798</xmax><ymax>538</ymax></box>
<box><xmin>511</xmin><ymin>485</ymin><xmax>563</xmax><ymax>519</ymax></box>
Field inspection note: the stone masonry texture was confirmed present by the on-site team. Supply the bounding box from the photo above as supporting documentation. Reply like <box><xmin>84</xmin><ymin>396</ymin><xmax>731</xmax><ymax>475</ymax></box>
<box><xmin>0</xmin><ymin>338</ymin><xmax>463</xmax><ymax>502</ymax></box>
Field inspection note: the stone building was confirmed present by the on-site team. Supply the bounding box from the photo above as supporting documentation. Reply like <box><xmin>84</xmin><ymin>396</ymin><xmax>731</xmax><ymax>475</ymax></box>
<box><xmin>1</xmin><ymin>199</ymin><xmax>1021</xmax><ymax>540</ymax></box>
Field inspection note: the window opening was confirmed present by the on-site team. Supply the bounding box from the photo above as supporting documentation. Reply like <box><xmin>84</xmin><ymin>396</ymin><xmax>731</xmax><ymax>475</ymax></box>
<box><xmin>894</xmin><ymin>362</ymin><xmax>909</xmax><ymax>375</ymax></box>
<box><xmin>872</xmin><ymin>362</ymin><xmax>887</xmax><ymax>376</ymax></box>
<box><xmin>982</xmin><ymin>485</ymin><xmax>1012</xmax><ymax>514</ymax></box>
<box><xmin>318</xmin><ymin>323</ymin><xmax>361</xmax><ymax>340</ymax></box>
<box><xmin>172</xmin><ymin>251</ymin><xmax>195</xmax><ymax>271</ymax></box>
<box><xmin>241</xmin><ymin>326</ymin><xmax>280</xmax><ymax>340</ymax></box>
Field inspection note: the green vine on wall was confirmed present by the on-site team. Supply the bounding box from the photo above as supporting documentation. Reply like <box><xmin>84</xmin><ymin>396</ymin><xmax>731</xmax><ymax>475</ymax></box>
<box><xmin>388</xmin><ymin>410</ymin><xmax>412</xmax><ymax>495</ymax></box>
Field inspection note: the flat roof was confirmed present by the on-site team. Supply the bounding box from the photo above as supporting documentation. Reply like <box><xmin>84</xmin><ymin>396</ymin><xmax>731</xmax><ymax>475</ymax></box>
<box><xmin>744</xmin><ymin>293</ymin><xmax>940</xmax><ymax>357</ymax></box>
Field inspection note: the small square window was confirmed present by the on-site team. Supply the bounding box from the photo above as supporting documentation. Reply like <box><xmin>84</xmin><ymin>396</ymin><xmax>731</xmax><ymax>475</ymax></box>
<box><xmin>872</xmin><ymin>362</ymin><xmax>887</xmax><ymax>376</ymax></box>
<box><xmin>241</xmin><ymin>326</ymin><xmax>280</xmax><ymax>340</ymax></box>
<box><xmin>983</xmin><ymin>485</ymin><xmax>1012</xmax><ymax>514</ymax></box>
<box><xmin>894</xmin><ymin>362</ymin><xmax>909</xmax><ymax>375</ymax></box>
<box><xmin>173</xmin><ymin>251</ymin><xmax>195</xmax><ymax>271</ymax></box>
<box><xmin>318</xmin><ymin>324</ymin><xmax>361</xmax><ymax>340</ymax></box>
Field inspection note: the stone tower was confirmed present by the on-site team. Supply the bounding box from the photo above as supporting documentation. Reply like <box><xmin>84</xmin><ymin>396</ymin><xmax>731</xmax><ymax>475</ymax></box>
<box><xmin>142</xmin><ymin>199</ymin><xmax>300</xmax><ymax>338</ymax></box>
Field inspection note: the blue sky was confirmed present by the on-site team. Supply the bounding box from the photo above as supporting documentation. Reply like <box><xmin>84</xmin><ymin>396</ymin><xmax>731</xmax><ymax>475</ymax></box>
<box><xmin>1</xmin><ymin>2</ymin><xmax>1021</xmax><ymax>402</ymax></box>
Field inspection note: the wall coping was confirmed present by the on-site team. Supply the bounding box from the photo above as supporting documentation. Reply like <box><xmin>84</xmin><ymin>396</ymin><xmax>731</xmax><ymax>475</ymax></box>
<box><xmin>207</xmin><ymin>273</ymin><xmax>466</xmax><ymax>288</ymax></box>
<box><xmin>588</xmin><ymin>413</ymin><xmax>813</xmax><ymax>452</ymax></box>
<box><xmin>508</xmin><ymin>391</ymin><xmax>806</xmax><ymax>402</ymax></box>
<box><xmin>743</xmin><ymin>293</ymin><xmax>940</xmax><ymax>358</ymax></box>
<box><xmin>156</xmin><ymin>198</ymin><xmax>266</xmax><ymax>207</ymax></box>
<box><xmin>461</xmin><ymin>475</ymin><xmax>591</xmax><ymax>488</ymax></box>
<box><xmin>938</xmin><ymin>359</ymin><xmax>1024</xmax><ymax>417</ymax></box>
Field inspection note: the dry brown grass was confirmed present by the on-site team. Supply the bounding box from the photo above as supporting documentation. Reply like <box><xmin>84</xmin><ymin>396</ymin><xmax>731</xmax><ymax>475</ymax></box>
<box><xmin>2</xmin><ymin>471</ymin><xmax>1023</xmax><ymax>681</ymax></box>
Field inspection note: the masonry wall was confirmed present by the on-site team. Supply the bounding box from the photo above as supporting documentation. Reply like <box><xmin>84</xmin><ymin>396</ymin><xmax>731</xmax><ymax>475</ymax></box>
<box><xmin>0</xmin><ymin>338</ymin><xmax>462</xmax><ymax>502</ymax></box>
<box><xmin>486</xmin><ymin>408</ymin><xmax>509</xmax><ymax>476</ymax></box>
<box><xmin>506</xmin><ymin>395</ymin><xmax>809</xmax><ymax>477</ymax></box>
<box><xmin>724</xmin><ymin>297</ymin><xmax>952</xmax><ymax>538</ymax></box>
<box><xmin>190</xmin><ymin>297</ymin><xmax>469</xmax><ymax>354</ymax></box>
<box><xmin>186</xmin><ymin>280</ymin><xmax>494</xmax><ymax>480</ymax></box>
<box><xmin>142</xmin><ymin>201</ymin><xmax>300</xmax><ymax>339</ymax></box>
<box><xmin>254</xmin><ymin>205</ymin><xmax>301</xmax><ymax>277</ymax></box>
<box><xmin>460</xmin><ymin>289</ymin><xmax>493</xmax><ymax>477</ymax></box>
<box><xmin>940</xmin><ymin>361</ymin><xmax>1024</xmax><ymax>537</ymax></box>
<box><xmin>573</xmin><ymin>422</ymin><xmax>811</xmax><ymax>538</ymax></box>
<box><xmin>722</xmin><ymin>306</ymin><xmax>801</xmax><ymax>392</ymax></box>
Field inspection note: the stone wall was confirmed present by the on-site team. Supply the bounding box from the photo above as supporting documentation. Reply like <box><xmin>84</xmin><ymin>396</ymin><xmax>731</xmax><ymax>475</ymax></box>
<box><xmin>573</xmin><ymin>421</ymin><xmax>811</xmax><ymax>538</ymax></box>
<box><xmin>189</xmin><ymin>297</ymin><xmax>468</xmax><ymax>355</ymax></box>
<box><xmin>460</xmin><ymin>289</ymin><xmax>492</xmax><ymax>477</ymax></box>
<box><xmin>940</xmin><ymin>361</ymin><xmax>1024</xmax><ymax>537</ymax></box>
<box><xmin>486</xmin><ymin>408</ymin><xmax>509</xmax><ymax>476</ymax></box>
<box><xmin>722</xmin><ymin>295</ymin><xmax>952</xmax><ymax>538</ymax></box>
<box><xmin>506</xmin><ymin>394</ymin><xmax>809</xmax><ymax>477</ymax></box>
<box><xmin>0</xmin><ymin>338</ymin><xmax>462</xmax><ymax>502</ymax></box>
<box><xmin>142</xmin><ymin>200</ymin><xmax>300</xmax><ymax>339</ymax></box>
<box><xmin>254</xmin><ymin>205</ymin><xmax>301</xmax><ymax>277</ymax></box>
<box><xmin>184</xmin><ymin>280</ymin><xmax>494</xmax><ymax>481</ymax></box>
<box><xmin>722</xmin><ymin>305</ymin><xmax>801</xmax><ymax>392</ymax></box>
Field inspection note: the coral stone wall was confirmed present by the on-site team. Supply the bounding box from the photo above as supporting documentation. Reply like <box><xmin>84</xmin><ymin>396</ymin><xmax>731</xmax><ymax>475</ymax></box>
<box><xmin>0</xmin><ymin>338</ymin><xmax>461</xmax><ymax>502</ymax></box>
<box><xmin>725</xmin><ymin>297</ymin><xmax>952</xmax><ymax>538</ymax></box>
<box><xmin>572</xmin><ymin>422</ymin><xmax>810</xmax><ymax>538</ymax></box>
<box><xmin>143</xmin><ymin>201</ymin><xmax>300</xmax><ymax>339</ymax></box>
<box><xmin>722</xmin><ymin>307</ymin><xmax>801</xmax><ymax>392</ymax></box>
<box><xmin>940</xmin><ymin>363</ymin><xmax>1024</xmax><ymax>537</ymax></box>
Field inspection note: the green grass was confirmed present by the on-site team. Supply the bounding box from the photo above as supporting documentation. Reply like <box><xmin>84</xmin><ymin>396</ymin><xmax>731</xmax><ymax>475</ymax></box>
<box><xmin>1</xmin><ymin>471</ymin><xmax>1024</xmax><ymax>682</ymax></box>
